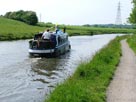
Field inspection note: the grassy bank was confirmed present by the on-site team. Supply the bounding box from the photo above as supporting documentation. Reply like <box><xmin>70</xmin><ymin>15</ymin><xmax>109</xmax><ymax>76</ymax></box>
<box><xmin>38</xmin><ymin>23</ymin><xmax>136</xmax><ymax>36</ymax></box>
<box><xmin>46</xmin><ymin>36</ymin><xmax>122</xmax><ymax>102</ymax></box>
<box><xmin>0</xmin><ymin>17</ymin><xmax>135</xmax><ymax>41</ymax></box>
<box><xmin>0</xmin><ymin>17</ymin><xmax>45</xmax><ymax>40</ymax></box>
<box><xmin>66</xmin><ymin>26</ymin><xmax>135</xmax><ymax>36</ymax></box>
<box><xmin>127</xmin><ymin>34</ymin><xmax>136</xmax><ymax>53</ymax></box>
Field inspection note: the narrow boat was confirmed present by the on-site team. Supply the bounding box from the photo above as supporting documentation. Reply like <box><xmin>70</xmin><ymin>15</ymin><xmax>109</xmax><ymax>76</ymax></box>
<box><xmin>28</xmin><ymin>30</ymin><xmax>71</xmax><ymax>57</ymax></box>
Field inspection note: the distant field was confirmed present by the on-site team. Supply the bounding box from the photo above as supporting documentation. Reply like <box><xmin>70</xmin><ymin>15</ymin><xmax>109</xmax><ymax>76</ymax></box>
<box><xmin>66</xmin><ymin>26</ymin><xmax>136</xmax><ymax>36</ymax></box>
<box><xmin>0</xmin><ymin>17</ymin><xmax>135</xmax><ymax>41</ymax></box>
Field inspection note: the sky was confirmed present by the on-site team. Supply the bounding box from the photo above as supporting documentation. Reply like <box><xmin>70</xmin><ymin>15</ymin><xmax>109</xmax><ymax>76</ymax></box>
<box><xmin>0</xmin><ymin>0</ymin><xmax>133</xmax><ymax>25</ymax></box>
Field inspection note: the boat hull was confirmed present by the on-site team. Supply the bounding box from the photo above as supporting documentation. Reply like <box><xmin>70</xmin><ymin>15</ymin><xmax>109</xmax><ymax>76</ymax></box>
<box><xmin>29</xmin><ymin>41</ymin><xmax>71</xmax><ymax>57</ymax></box>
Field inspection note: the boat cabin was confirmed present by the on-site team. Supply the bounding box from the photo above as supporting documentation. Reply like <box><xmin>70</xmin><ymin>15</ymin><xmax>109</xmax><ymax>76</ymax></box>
<box><xmin>28</xmin><ymin>31</ymin><xmax>71</xmax><ymax>57</ymax></box>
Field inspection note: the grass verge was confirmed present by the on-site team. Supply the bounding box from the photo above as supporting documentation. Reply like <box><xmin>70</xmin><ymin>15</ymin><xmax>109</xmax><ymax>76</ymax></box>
<box><xmin>46</xmin><ymin>36</ymin><xmax>123</xmax><ymax>102</ymax></box>
<box><xmin>127</xmin><ymin>34</ymin><xmax>136</xmax><ymax>53</ymax></box>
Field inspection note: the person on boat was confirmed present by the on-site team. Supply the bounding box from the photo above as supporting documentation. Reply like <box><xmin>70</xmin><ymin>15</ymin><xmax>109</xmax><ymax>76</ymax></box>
<box><xmin>55</xmin><ymin>26</ymin><xmax>64</xmax><ymax>36</ymax></box>
<box><xmin>42</xmin><ymin>29</ymin><xmax>51</xmax><ymax>40</ymax></box>
<box><xmin>63</xmin><ymin>26</ymin><xmax>66</xmax><ymax>33</ymax></box>
<box><xmin>55</xmin><ymin>25</ymin><xmax>59</xmax><ymax>34</ymax></box>
<box><xmin>33</xmin><ymin>32</ymin><xmax>43</xmax><ymax>48</ymax></box>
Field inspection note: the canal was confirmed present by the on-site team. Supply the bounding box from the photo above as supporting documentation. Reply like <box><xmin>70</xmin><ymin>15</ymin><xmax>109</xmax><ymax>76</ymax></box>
<box><xmin>0</xmin><ymin>34</ymin><xmax>121</xmax><ymax>102</ymax></box>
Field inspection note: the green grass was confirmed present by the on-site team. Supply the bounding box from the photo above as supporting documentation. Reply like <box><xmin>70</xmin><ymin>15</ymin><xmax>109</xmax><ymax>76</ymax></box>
<box><xmin>65</xmin><ymin>26</ymin><xmax>136</xmax><ymax>36</ymax></box>
<box><xmin>0</xmin><ymin>17</ymin><xmax>45</xmax><ymax>40</ymax></box>
<box><xmin>0</xmin><ymin>17</ymin><xmax>135</xmax><ymax>41</ymax></box>
<box><xmin>46</xmin><ymin>36</ymin><xmax>123</xmax><ymax>102</ymax></box>
<box><xmin>127</xmin><ymin>34</ymin><xmax>136</xmax><ymax>53</ymax></box>
<box><xmin>37</xmin><ymin>23</ymin><xmax>135</xmax><ymax>36</ymax></box>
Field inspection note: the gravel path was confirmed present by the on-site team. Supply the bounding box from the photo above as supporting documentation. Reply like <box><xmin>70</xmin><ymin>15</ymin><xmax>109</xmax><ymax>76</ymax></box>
<box><xmin>107</xmin><ymin>40</ymin><xmax>136</xmax><ymax>102</ymax></box>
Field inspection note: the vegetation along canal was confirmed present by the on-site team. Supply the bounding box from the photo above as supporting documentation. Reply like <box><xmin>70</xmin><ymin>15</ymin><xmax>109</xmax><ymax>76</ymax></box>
<box><xmin>0</xmin><ymin>34</ymin><xmax>121</xmax><ymax>102</ymax></box>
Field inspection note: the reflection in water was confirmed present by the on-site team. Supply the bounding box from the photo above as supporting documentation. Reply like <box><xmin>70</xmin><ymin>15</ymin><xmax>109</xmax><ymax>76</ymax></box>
<box><xmin>0</xmin><ymin>34</ymin><xmax>122</xmax><ymax>102</ymax></box>
<box><xmin>33</xmin><ymin>79</ymin><xmax>50</xmax><ymax>84</ymax></box>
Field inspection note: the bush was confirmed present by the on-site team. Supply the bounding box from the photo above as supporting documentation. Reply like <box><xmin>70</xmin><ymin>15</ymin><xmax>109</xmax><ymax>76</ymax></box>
<box><xmin>4</xmin><ymin>10</ymin><xmax>38</xmax><ymax>25</ymax></box>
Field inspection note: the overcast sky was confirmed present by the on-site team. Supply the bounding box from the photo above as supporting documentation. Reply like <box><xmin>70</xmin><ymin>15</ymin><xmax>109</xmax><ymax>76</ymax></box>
<box><xmin>0</xmin><ymin>0</ymin><xmax>133</xmax><ymax>25</ymax></box>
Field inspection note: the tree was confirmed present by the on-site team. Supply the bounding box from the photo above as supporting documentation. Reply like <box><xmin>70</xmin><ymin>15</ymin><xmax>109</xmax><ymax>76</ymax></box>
<box><xmin>129</xmin><ymin>0</ymin><xmax>136</xmax><ymax>24</ymax></box>
<box><xmin>4</xmin><ymin>10</ymin><xmax>38</xmax><ymax>25</ymax></box>
<box><xmin>4</xmin><ymin>12</ymin><xmax>11</xmax><ymax>18</ymax></box>
<box><xmin>82</xmin><ymin>24</ymin><xmax>91</xmax><ymax>27</ymax></box>
<box><xmin>15</xmin><ymin>10</ymin><xmax>24</xmax><ymax>21</ymax></box>
<box><xmin>21</xmin><ymin>11</ymin><xmax>38</xmax><ymax>25</ymax></box>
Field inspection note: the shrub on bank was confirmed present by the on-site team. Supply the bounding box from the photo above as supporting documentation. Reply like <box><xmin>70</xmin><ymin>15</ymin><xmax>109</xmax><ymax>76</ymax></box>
<box><xmin>46</xmin><ymin>36</ymin><xmax>122</xmax><ymax>102</ymax></box>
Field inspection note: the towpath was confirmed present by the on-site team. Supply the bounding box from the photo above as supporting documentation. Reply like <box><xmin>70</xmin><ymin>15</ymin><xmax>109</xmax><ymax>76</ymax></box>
<box><xmin>107</xmin><ymin>40</ymin><xmax>136</xmax><ymax>102</ymax></box>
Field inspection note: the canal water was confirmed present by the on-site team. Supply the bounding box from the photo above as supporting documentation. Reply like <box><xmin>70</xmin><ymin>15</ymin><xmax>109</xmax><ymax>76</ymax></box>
<box><xmin>0</xmin><ymin>34</ymin><xmax>121</xmax><ymax>102</ymax></box>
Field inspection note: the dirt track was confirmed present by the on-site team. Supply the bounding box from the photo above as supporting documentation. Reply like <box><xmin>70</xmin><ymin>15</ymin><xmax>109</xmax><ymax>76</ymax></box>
<box><xmin>107</xmin><ymin>40</ymin><xmax>136</xmax><ymax>102</ymax></box>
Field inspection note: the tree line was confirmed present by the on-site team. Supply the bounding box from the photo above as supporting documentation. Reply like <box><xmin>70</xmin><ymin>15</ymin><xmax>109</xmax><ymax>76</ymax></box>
<box><xmin>4</xmin><ymin>10</ymin><xmax>38</xmax><ymax>25</ymax></box>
